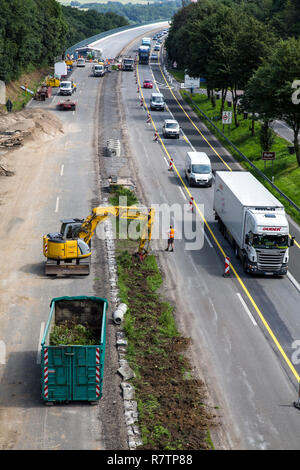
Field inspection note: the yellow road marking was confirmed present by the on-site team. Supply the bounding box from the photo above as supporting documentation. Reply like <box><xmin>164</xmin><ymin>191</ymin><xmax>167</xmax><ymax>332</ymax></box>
<box><xmin>136</xmin><ymin>61</ymin><xmax>300</xmax><ymax>383</ymax></box>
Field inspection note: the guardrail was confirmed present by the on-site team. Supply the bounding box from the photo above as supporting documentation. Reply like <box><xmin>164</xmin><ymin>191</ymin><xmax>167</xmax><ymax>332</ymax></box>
<box><xmin>65</xmin><ymin>20</ymin><xmax>170</xmax><ymax>57</ymax></box>
<box><xmin>182</xmin><ymin>93</ymin><xmax>300</xmax><ymax>214</ymax></box>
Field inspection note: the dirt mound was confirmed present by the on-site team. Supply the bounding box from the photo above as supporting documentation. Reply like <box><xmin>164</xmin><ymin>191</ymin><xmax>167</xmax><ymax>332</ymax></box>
<box><xmin>0</xmin><ymin>109</ymin><xmax>63</xmax><ymax>176</ymax></box>
<box><xmin>0</xmin><ymin>109</ymin><xmax>63</xmax><ymax>139</ymax></box>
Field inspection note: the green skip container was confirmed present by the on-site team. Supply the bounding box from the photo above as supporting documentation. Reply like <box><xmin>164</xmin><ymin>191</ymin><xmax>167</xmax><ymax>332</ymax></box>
<box><xmin>41</xmin><ymin>296</ymin><xmax>108</xmax><ymax>404</ymax></box>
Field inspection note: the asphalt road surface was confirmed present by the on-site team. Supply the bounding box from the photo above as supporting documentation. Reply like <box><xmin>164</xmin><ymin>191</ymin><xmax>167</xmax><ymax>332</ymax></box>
<box><xmin>119</xmin><ymin>39</ymin><xmax>300</xmax><ymax>449</ymax></box>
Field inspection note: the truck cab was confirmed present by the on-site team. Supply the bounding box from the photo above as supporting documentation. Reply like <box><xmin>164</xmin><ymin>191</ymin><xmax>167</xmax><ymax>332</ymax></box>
<box><xmin>243</xmin><ymin>209</ymin><xmax>291</xmax><ymax>274</ymax></box>
<box><xmin>138</xmin><ymin>46</ymin><xmax>150</xmax><ymax>64</ymax></box>
<box><xmin>122</xmin><ymin>57</ymin><xmax>134</xmax><ymax>71</ymax></box>
<box><xmin>142</xmin><ymin>37</ymin><xmax>151</xmax><ymax>46</ymax></box>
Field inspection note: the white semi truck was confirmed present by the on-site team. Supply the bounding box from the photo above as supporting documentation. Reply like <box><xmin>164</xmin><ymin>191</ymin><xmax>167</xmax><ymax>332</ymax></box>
<box><xmin>214</xmin><ymin>171</ymin><xmax>294</xmax><ymax>275</ymax></box>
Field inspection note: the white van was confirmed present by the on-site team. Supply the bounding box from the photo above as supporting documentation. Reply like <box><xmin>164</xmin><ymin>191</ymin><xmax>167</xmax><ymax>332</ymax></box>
<box><xmin>77</xmin><ymin>58</ymin><xmax>86</xmax><ymax>67</ymax></box>
<box><xmin>92</xmin><ymin>64</ymin><xmax>105</xmax><ymax>77</ymax></box>
<box><xmin>59</xmin><ymin>81</ymin><xmax>74</xmax><ymax>96</ymax></box>
<box><xmin>185</xmin><ymin>152</ymin><xmax>213</xmax><ymax>187</ymax></box>
<box><xmin>150</xmin><ymin>92</ymin><xmax>165</xmax><ymax>111</ymax></box>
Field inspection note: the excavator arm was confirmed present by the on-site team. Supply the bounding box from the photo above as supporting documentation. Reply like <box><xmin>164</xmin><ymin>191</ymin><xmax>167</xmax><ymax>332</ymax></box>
<box><xmin>43</xmin><ymin>205</ymin><xmax>155</xmax><ymax>275</ymax></box>
<box><xmin>77</xmin><ymin>206</ymin><xmax>155</xmax><ymax>251</ymax></box>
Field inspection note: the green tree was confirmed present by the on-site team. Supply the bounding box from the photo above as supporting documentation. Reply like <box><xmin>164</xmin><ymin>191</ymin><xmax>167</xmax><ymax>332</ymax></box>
<box><xmin>260</xmin><ymin>120</ymin><xmax>275</xmax><ymax>152</ymax></box>
<box><xmin>183</xmin><ymin>3</ymin><xmax>274</xmax><ymax>125</ymax></box>
<box><xmin>244</xmin><ymin>38</ymin><xmax>300</xmax><ymax>166</ymax></box>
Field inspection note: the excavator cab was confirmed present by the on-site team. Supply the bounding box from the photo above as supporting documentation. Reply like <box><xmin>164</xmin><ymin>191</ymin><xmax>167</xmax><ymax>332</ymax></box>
<box><xmin>60</xmin><ymin>219</ymin><xmax>84</xmax><ymax>239</ymax></box>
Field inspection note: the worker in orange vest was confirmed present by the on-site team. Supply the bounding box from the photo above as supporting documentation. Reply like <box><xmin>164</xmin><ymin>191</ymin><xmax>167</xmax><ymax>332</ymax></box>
<box><xmin>165</xmin><ymin>225</ymin><xmax>175</xmax><ymax>252</ymax></box>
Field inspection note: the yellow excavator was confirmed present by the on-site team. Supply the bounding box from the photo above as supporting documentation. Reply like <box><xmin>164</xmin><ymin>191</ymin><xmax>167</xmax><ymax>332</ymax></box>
<box><xmin>43</xmin><ymin>205</ymin><xmax>155</xmax><ymax>275</ymax></box>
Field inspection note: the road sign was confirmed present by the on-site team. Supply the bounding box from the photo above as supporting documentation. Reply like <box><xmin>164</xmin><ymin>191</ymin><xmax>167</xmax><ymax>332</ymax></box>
<box><xmin>184</xmin><ymin>74</ymin><xmax>200</xmax><ymax>88</ymax></box>
<box><xmin>222</xmin><ymin>111</ymin><xmax>232</xmax><ymax>124</ymax></box>
<box><xmin>262</xmin><ymin>151</ymin><xmax>275</xmax><ymax>160</ymax></box>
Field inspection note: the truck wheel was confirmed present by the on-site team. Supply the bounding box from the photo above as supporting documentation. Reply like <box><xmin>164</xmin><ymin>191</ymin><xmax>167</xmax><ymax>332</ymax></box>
<box><xmin>218</xmin><ymin>220</ymin><xmax>225</xmax><ymax>237</ymax></box>
<box><xmin>234</xmin><ymin>243</ymin><xmax>239</xmax><ymax>259</ymax></box>
<box><xmin>243</xmin><ymin>258</ymin><xmax>249</xmax><ymax>274</ymax></box>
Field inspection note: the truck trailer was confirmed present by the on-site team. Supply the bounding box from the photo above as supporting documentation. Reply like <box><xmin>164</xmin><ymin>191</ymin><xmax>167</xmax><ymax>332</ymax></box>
<box><xmin>138</xmin><ymin>46</ymin><xmax>150</xmax><ymax>65</ymax></box>
<box><xmin>41</xmin><ymin>296</ymin><xmax>107</xmax><ymax>404</ymax></box>
<box><xmin>214</xmin><ymin>171</ymin><xmax>294</xmax><ymax>275</ymax></box>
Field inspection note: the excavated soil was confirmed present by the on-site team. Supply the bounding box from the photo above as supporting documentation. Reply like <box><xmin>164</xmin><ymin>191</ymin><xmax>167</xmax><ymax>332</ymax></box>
<box><xmin>0</xmin><ymin>109</ymin><xmax>63</xmax><ymax>176</ymax></box>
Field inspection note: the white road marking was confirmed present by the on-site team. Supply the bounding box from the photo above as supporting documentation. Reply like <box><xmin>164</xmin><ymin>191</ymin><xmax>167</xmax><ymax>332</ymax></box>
<box><xmin>36</xmin><ymin>322</ymin><xmax>45</xmax><ymax>364</ymax></box>
<box><xmin>163</xmin><ymin>156</ymin><xmax>169</xmax><ymax>167</ymax></box>
<box><xmin>237</xmin><ymin>293</ymin><xmax>257</xmax><ymax>326</ymax></box>
<box><xmin>60</xmin><ymin>164</ymin><xmax>64</xmax><ymax>177</ymax></box>
<box><xmin>55</xmin><ymin>197</ymin><xmax>59</xmax><ymax>213</ymax></box>
<box><xmin>203</xmin><ymin>230</ymin><xmax>213</xmax><ymax>248</ymax></box>
<box><xmin>179</xmin><ymin>187</ymin><xmax>187</xmax><ymax>201</ymax></box>
<box><xmin>287</xmin><ymin>271</ymin><xmax>300</xmax><ymax>294</ymax></box>
<box><xmin>0</xmin><ymin>340</ymin><xmax>6</xmax><ymax>365</ymax></box>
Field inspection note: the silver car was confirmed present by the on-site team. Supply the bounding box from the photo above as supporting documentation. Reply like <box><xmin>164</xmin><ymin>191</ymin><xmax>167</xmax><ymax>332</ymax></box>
<box><xmin>162</xmin><ymin>119</ymin><xmax>180</xmax><ymax>138</ymax></box>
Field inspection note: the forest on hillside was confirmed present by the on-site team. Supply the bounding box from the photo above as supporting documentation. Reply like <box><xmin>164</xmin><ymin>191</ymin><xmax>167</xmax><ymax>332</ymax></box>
<box><xmin>79</xmin><ymin>1</ymin><xmax>181</xmax><ymax>23</ymax></box>
<box><xmin>0</xmin><ymin>0</ymin><xmax>128</xmax><ymax>83</ymax></box>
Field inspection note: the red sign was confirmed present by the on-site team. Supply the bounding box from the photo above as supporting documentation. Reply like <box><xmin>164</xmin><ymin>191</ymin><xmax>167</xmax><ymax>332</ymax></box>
<box><xmin>262</xmin><ymin>227</ymin><xmax>281</xmax><ymax>231</ymax></box>
<box><xmin>262</xmin><ymin>152</ymin><xmax>275</xmax><ymax>160</ymax></box>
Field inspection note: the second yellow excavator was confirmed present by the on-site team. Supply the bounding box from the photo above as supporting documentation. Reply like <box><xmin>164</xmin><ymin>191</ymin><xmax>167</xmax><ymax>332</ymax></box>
<box><xmin>43</xmin><ymin>205</ymin><xmax>155</xmax><ymax>275</ymax></box>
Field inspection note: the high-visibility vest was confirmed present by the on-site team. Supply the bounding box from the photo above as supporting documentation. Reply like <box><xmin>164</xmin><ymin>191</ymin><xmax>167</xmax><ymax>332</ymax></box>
<box><xmin>169</xmin><ymin>228</ymin><xmax>175</xmax><ymax>239</ymax></box>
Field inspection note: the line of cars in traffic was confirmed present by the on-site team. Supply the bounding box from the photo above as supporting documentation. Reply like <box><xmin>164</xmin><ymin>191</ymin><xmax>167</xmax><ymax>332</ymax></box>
<box><xmin>142</xmin><ymin>84</ymin><xmax>213</xmax><ymax>187</ymax></box>
<box><xmin>150</xmin><ymin>29</ymin><xmax>167</xmax><ymax>61</ymax></box>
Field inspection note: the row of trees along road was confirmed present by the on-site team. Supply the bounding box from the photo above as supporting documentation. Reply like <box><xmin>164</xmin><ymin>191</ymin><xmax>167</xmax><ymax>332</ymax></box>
<box><xmin>166</xmin><ymin>0</ymin><xmax>300</xmax><ymax>166</ymax></box>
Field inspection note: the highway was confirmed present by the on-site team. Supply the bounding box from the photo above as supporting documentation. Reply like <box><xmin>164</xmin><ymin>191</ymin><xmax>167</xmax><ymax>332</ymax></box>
<box><xmin>119</xmin><ymin>41</ymin><xmax>300</xmax><ymax>448</ymax></box>
<box><xmin>0</xmin><ymin>21</ymin><xmax>300</xmax><ymax>450</ymax></box>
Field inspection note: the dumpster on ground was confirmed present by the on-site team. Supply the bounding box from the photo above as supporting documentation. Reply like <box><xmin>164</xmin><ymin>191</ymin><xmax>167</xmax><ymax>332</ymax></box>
<box><xmin>41</xmin><ymin>296</ymin><xmax>108</xmax><ymax>405</ymax></box>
